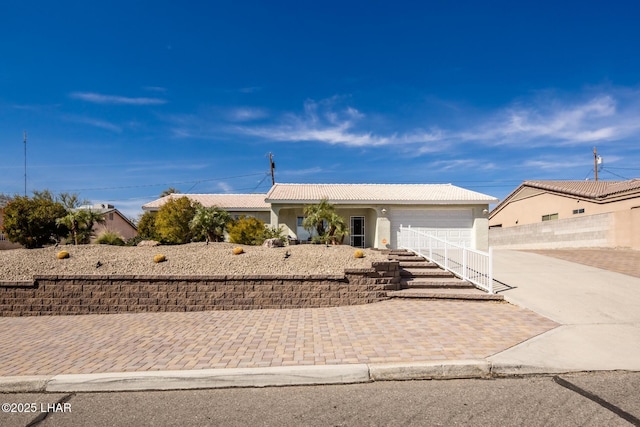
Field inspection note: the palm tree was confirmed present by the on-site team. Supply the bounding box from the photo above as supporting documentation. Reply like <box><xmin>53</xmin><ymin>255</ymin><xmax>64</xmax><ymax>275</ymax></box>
<box><xmin>302</xmin><ymin>199</ymin><xmax>348</xmax><ymax>244</ymax></box>
<box><xmin>56</xmin><ymin>208</ymin><xmax>105</xmax><ymax>245</ymax></box>
<box><xmin>189</xmin><ymin>205</ymin><xmax>232</xmax><ymax>242</ymax></box>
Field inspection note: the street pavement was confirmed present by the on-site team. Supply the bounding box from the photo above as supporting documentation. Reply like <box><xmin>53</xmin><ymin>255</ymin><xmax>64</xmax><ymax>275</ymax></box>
<box><xmin>1</xmin><ymin>248</ymin><xmax>638</xmax><ymax>392</ymax></box>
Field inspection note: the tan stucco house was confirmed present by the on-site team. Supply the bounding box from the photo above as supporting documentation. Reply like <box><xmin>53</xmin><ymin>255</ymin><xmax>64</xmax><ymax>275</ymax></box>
<box><xmin>82</xmin><ymin>204</ymin><xmax>138</xmax><ymax>241</ymax></box>
<box><xmin>143</xmin><ymin>184</ymin><xmax>497</xmax><ymax>250</ymax></box>
<box><xmin>489</xmin><ymin>179</ymin><xmax>640</xmax><ymax>249</ymax></box>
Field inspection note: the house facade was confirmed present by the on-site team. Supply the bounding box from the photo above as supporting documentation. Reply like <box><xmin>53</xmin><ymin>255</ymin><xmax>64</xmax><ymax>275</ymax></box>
<box><xmin>82</xmin><ymin>204</ymin><xmax>138</xmax><ymax>241</ymax></box>
<box><xmin>489</xmin><ymin>179</ymin><xmax>640</xmax><ymax>249</ymax></box>
<box><xmin>143</xmin><ymin>184</ymin><xmax>498</xmax><ymax>251</ymax></box>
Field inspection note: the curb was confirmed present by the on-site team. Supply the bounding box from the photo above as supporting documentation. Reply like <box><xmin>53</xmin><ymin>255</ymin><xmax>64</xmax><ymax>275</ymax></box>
<box><xmin>0</xmin><ymin>361</ymin><xmax>607</xmax><ymax>393</ymax></box>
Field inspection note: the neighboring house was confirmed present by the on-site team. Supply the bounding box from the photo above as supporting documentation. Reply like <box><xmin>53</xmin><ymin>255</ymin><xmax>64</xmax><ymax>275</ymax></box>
<box><xmin>79</xmin><ymin>204</ymin><xmax>139</xmax><ymax>242</ymax></box>
<box><xmin>489</xmin><ymin>179</ymin><xmax>640</xmax><ymax>249</ymax></box>
<box><xmin>143</xmin><ymin>184</ymin><xmax>498</xmax><ymax>251</ymax></box>
<box><xmin>141</xmin><ymin>194</ymin><xmax>272</xmax><ymax>222</ymax></box>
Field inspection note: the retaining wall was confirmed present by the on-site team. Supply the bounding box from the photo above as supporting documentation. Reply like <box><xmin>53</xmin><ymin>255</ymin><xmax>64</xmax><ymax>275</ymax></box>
<box><xmin>489</xmin><ymin>213</ymin><xmax>613</xmax><ymax>249</ymax></box>
<box><xmin>0</xmin><ymin>262</ymin><xmax>400</xmax><ymax>317</ymax></box>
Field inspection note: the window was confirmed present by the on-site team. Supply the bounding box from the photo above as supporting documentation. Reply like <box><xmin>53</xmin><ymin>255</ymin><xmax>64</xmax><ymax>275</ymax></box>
<box><xmin>542</xmin><ymin>213</ymin><xmax>559</xmax><ymax>222</ymax></box>
<box><xmin>297</xmin><ymin>216</ymin><xmax>304</xmax><ymax>226</ymax></box>
<box><xmin>572</xmin><ymin>208</ymin><xmax>585</xmax><ymax>215</ymax></box>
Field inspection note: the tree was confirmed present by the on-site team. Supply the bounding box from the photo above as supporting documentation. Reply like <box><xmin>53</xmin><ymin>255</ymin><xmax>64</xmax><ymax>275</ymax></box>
<box><xmin>189</xmin><ymin>205</ymin><xmax>232</xmax><ymax>242</ymax></box>
<box><xmin>154</xmin><ymin>196</ymin><xmax>199</xmax><ymax>244</ymax></box>
<box><xmin>54</xmin><ymin>193</ymin><xmax>105</xmax><ymax>245</ymax></box>
<box><xmin>160</xmin><ymin>187</ymin><xmax>181</xmax><ymax>197</ymax></box>
<box><xmin>2</xmin><ymin>195</ymin><xmax>68</xmax><ymax>248</ymax></box>
<box><xmin>302</xmin><ymin>199</ymin><xmax>348</xmax><ymax>244</ymax></box>
<box><xmin>56</xmin><ymin>208</ymin><xmax>105</xmax><ymax>245</ymax></box>
<box><xmin>136</xmin><ymin>211</ymin><xmax>159</xmax><ymax>240</ymax></box>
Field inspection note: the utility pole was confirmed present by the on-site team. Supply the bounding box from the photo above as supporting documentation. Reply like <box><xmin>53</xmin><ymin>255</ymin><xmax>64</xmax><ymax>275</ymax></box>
<box><xmin>23</xmin><ymin>131</ymin><xmax>27</xmax><ymax>196</ymax></box>
<box><xmin>269</xmin><ymin>152</ymin><xmax>276</xmax><ymax>186</ymax></box>
<box><xmin>593</xmin><ymin>147</ymin><xmax>599</xmax><ymax>181</ymax></box>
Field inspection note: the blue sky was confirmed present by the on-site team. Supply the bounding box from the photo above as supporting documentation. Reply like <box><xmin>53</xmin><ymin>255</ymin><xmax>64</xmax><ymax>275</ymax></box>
<box><xmin>2</xmin><ymin>1</ymin><xmax>640</xmax><ymax>219</ymax></box>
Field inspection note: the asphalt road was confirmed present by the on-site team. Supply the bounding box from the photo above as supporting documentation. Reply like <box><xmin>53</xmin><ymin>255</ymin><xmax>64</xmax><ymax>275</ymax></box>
<box><xmin>2</xmin><ymin>372</ymin><xmax>639</xmax><ymax>427</ymax></box>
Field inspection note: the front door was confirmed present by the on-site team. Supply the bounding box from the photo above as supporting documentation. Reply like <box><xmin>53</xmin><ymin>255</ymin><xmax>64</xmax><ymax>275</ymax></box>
<box><xmin>350</xmin><ymin>216</ymin><xmax>365</xmax><ymax>247</ymax></box>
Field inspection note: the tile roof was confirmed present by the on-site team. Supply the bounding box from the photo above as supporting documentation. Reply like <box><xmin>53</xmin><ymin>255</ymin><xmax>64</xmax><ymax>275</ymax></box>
<box><xmin>142</xmin><ymin>193</ymin><xmax>270</xmax><ymax>211</ymax></box>
<box><xmin>265</xmin><ymin>183</ymin><xmax>498</xmax><ymax>204</ymax></box>
<box><xmin>523</xmin><ymin>179</ymin><xmax>640</xmax><ymax>199</ymax></box>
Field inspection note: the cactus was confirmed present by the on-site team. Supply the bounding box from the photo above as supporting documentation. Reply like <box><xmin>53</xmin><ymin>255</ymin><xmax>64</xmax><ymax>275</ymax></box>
<box><xmin>153</xmin><ymin>254</ymin><xmax>166</xmax><ymax>263</ymax></box>
<box><xmin>57</xmin><ymin>250</ymin><xmax>70</xmax><ymax>260</ymax></box>
<box><xmin>232</xmin><ymin>247</ymin><xmax>244</xmax><ymax>255</ymax></box>
<box><xmin>353</xmin><ymin>249</ymin><xmax>365</xmax><ymax>258</ymax></box>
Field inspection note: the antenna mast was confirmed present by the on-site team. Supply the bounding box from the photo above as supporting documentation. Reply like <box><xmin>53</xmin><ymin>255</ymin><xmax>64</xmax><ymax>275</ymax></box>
<box><xmin>23</xmin><ymin>131</ymin><xmax>27</xmax><ymax>196</ymax></box>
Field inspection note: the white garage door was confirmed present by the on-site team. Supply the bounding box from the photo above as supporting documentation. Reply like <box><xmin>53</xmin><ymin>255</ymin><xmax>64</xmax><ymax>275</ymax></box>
<box><xmin>390</xmin><ymin>209</ymin><xmax>473</xmax><ymax>248</ymax></box>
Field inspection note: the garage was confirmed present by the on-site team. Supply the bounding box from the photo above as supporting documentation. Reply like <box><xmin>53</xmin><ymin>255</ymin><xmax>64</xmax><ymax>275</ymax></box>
<box><xmin>390</xmin><ymin>208</ymin><xmax>473</xmax><ymax>248</ymax></box>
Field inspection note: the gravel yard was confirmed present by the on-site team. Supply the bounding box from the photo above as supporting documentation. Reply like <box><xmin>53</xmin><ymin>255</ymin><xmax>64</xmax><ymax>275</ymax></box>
<box><xmin>0</xmin><ymin>243</ymin><xmax>388</xmax><ymax>281</ymax></box>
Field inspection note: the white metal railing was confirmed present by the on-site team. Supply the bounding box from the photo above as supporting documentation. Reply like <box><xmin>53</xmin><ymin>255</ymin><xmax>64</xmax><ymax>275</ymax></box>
<box><xmin>398</xmin><ymin>225</ymin><xmax>494</xmax><ymax>294</ymax></box>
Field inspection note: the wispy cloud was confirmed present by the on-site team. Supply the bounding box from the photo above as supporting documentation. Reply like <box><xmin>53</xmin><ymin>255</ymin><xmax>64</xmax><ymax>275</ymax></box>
<box><xmin>63</xmin><ymin>114</ymin><xmax>122</xmax><ymax>132</ymax></box>
<box><xmin>460</xmin><ymin>89</ymin><xmax>640</xmax><ymax>146</ymax></box>
<box><xmin>217</xmin><ymin>182</ymin><xmax>233</xmax><ymax>192</ymax></box>
<box><xmin>235</xmin><ymin>98</ymin><xmax>445</xmax><ymax>150</ymax></box>
<box><xmin>70</xmin><ymin>92</ymin><xmax>167</xmax><ymax>105</ymax></box>
<box><xmin>226</xmin><ymin>107</ymin><xmax>268</xmax><ymax>122</ymax></box>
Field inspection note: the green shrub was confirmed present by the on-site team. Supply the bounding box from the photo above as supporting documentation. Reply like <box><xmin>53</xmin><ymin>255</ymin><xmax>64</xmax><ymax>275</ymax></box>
<box><xmin>155</xmin><ymin>197</ymin><xmax>199</xmax><ymax>244</ymax></box>
<box><xmin>2</xmin><ymin>194</ymin><xmax>68</xmax><ymax>248</ymax></box>
<box><xmin>227</xmin><ymin>216</ymin><xmax>268</xmax><ymax>245</ymax></box>
<box><xmin>263</xmin><ymin>225</ymin><xmax>286</xmax><ymax>241</ymax></box>
<box><xmin>96</xmin><ymin>230</ymin><xmax>125</xmax><ymax>246</ymax></box>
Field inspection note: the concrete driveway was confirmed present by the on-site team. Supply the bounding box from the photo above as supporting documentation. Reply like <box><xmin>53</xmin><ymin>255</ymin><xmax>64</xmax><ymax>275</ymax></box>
<box><xmin>489</xmin><ymin>249</ymin><xmax>640</xmax><ymax>373</ymax></box>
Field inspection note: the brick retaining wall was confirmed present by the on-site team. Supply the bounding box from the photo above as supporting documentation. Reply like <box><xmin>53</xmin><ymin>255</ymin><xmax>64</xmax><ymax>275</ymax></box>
<box><xmin>0</xmin><ymin>262</ymin><xmax>400</xmax><ymax>316</ymax></box>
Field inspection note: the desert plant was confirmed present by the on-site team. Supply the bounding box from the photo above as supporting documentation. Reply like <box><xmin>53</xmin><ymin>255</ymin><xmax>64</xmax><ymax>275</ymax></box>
<box><xmin>227</xmin><ymin>216</ymin><xmax>268</xmax><ymax>245</ymax></box>
<box><xmin>2</xmin><ymin>194</ymin><xmax>68</xmax><ymax>248</ymax></box>
<box><xmin>232</xmin><ymin>247</ymin><xmax>244</xmax><ymax>255</ymax></box>
<box><xmin>354</xmin><ymin>249</ymin><xmax>365</xmax><ymax>258</ymax></box>
<box><xmin>189</xmin><ymin>205</ymin><xmax>232</xmax><ymax>242</ymax></box>
<box><xmin>263</xmin><ymin>224</ymin><xmax>287</xmax><ymax>241</ymax></box>
<box><xmin>153</xmin><ymin>254</ymin><xmax>166</xmax><ymax>263</ymax></box>
<box><xmin>96</xmin><ymin>230</ymin><xmax>125</xmax><ymax>246</ymax></box>
<box><xmin>57</xmin><ymin>250</ymin><xmax>70</xmax><ymax>259</ymax></box>
<box><xmin>136</xmin><ymin>211</ymin><xmax>159</xmax><ymax>240</ymax></box>
<box><xmin>154</xmin><ymin>196</ymin><xmax>199</xmax><ymax>244</ymax></box>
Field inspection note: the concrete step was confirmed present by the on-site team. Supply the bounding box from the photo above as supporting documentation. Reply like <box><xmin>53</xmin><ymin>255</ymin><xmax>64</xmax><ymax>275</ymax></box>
<box><xmin>387</xmin><ymin>288</ymin><xmax>504</xmax><ymax>301</ymax></box>
<box><xmin>400</xmin><ymin>269</ymin><xmax>455</xmax><ymax>278</ymax></box>
<box><xmin>387</xmin><ymin>254</ymin><xmax>427</xmax><ymax>262</ymax></box>
<box><xmin>398</xmin><ymin>261</ymin><xmax>438</xmax><ymax>268</ymax></box>
<box><xmin>401</xmin><ymin>277</ymin><xmax>474</xmax><ymax>289</ymax></box>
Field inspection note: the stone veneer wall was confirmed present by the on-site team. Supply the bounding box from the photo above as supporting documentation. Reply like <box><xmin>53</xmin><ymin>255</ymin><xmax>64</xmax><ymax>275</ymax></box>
<box><xmin>0</xmin><ymin>262</ymin><xmax>399</xmax><ymax>317</ymax></box>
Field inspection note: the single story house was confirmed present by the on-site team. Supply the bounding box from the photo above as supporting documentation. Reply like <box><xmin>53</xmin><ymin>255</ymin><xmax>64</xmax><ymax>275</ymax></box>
<box><xmin>81</xmin><ymin>204</ymin><xmax>138</xmax><ymax>241</ymax></box>
<box><xmin>489</xmin><ymin>179</ymin><xmax>640</xmax><ymax>249</ymax></box>
<box><xmin>142</xmin><ymin>184</ymin><xmax>498</xmax><ymax>251</ymax></box>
